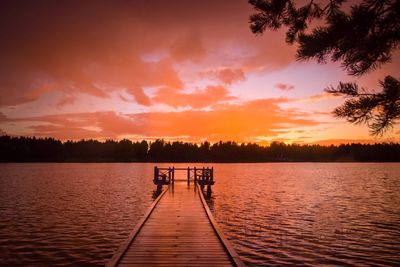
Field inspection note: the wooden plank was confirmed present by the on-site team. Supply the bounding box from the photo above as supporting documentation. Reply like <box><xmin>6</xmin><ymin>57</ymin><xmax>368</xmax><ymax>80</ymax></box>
<box><xmin>107</xmin><ymin>180</ymin><xmax>244</xmax><ymax>267</ymax></box>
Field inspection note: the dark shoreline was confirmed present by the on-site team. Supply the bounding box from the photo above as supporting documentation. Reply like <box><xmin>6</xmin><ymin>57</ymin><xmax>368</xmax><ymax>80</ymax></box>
<box><xmin>1</xmin><ymin>135</ymin><xmax>400</xmax><ymax>163</ymax></box>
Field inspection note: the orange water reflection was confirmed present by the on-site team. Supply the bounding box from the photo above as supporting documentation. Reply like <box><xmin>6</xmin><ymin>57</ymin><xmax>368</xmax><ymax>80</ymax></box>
<box><xmin>1</xmin><ymin>163</ymin><xmax>399</xmax><ymax>266</ymax></box>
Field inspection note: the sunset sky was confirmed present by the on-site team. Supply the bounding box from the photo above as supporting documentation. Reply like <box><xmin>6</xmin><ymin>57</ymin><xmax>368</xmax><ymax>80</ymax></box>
<box><xmin>0</xmin><ymin>0</ymin><xmax>399</xmax><ymax>145</ymax></box>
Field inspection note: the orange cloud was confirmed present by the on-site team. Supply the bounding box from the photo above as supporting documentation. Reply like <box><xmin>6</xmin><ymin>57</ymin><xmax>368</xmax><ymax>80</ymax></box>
<box><xmin>127</xmin><ymin>86</ymin><xmax>152</xmax><ymax>106</ymax></box>
<box><xmin>1</xmin><ymin>98</ymin><xmax>319</xmax><ymax>142</ymax></box>
<box><xmin>152</xmin><ymin>85</ymin><xmax>235</xmax><ymax>108</ymax></box>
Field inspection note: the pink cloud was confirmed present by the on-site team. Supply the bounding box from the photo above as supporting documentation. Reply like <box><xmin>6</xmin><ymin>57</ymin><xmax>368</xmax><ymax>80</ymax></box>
<box><xmin>0</xmin><ymin>112</ymin><xmax>7</xmax><ymax>122</ymax></box>
<box><xmin>56</xmin><ymin>95</ymin><xmax>76</xmax><ymax>108</ymax></box>
<box><xmin>153</xmin><ymin>85</ymin><xmax>235</xmax><ymax>108</ymax></box>
<box><xmin>203</xmin><ymin>68</ymin><xmax>246</xmax><ymax>84</ymax></box>
<box><xmin>275</xmin><ymin>83</ymin><xmax>294</xmax><ymax>91</ymax></box>
<box><xmin>294</xmin><ymin>92</ymin><xmax>338</xmax><ymax>103</ymax></box>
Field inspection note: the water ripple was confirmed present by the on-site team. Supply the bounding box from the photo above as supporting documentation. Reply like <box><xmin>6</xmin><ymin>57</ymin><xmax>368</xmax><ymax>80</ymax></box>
<box><xmin>210</xmin><ymin>163</ymin><xmax>400</xmax><ymax>266</ymax></box>
<box><xmin>1</xmin><ymin>163</ymin><xmax>400</xmax><ymax>266</ymax></box>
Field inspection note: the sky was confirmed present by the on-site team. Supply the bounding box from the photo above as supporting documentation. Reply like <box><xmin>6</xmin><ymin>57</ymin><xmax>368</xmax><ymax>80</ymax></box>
<box><xmin>0</xmin><ymin>0</ymin><xmax>399</xmax><ymax>145</ymax></box>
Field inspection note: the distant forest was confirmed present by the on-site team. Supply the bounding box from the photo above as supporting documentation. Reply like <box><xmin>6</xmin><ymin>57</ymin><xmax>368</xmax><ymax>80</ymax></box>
<box><xmin>0</xmin><ymin>135</ymin><xmax>399</xmax><ymax>162</ymax></box>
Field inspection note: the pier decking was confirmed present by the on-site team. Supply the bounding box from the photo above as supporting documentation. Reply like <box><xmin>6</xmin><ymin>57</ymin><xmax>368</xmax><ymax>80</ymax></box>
<box><xmin>107</xmin><ymin>168</ymin><xmax>244</xmax><ymax>267</ymax></box>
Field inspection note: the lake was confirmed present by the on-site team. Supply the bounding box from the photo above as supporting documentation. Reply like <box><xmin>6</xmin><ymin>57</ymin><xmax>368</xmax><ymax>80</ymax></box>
<box><xmin>0</xmin><ymin>163</ymin><xmax>399</xmax><ymax>266</ymax></box>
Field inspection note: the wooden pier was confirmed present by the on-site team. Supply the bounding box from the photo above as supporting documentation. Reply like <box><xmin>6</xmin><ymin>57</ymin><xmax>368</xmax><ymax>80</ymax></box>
<box><xmin>107</xmin><ymin>167</ymin><xmax>244</xmax><ymax>267</ymax></box>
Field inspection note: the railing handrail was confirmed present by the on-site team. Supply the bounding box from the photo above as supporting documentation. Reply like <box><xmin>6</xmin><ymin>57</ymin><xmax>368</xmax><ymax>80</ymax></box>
<box><xmin>154</xmin><ymin>166</ymin><xmax>214</xmax><ymax>193</ymax></box>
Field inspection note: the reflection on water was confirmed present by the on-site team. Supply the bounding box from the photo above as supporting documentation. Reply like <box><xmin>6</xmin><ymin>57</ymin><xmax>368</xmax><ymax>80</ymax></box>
<box><xmin>1</xmin><ymin>163</ymin><xmax>400</xmax><ymax>266</ymax></box>
<box><xmin>0</xmin><ymin>163</ymin><xmax>155</xmax><ymax>266</ymax></box>
<box><xmin>210</xmin><ymin>163</ymin><xmax>400</xmax><ymax>266</ymax></box>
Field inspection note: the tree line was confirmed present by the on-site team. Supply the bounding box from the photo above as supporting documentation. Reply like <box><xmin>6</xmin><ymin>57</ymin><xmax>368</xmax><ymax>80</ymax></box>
<box><xmin>0</xmin><ymin>135</ymin><xmax>399</xmax><ymax>162</ymax></box>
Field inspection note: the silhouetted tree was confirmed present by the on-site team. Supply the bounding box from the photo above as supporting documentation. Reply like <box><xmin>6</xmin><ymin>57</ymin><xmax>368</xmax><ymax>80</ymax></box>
<box><xmin>249</xmin><ymin>0</ymin><xmax>400</xmax><ymax>135</ymax></box>
<box><xmin>132</xmin><ymin>140</ymin><xmax>149</xmax><ymax>161</ymax></box>
<box><xmin>326</xmin><ymin>76</ymin><xmax>400</xmax><ymax>135</ymax></box>
<box><xmin>1</xmin><ymin>135</ymin><xmax>399</xmax><ymax>162</ymax></box>
<box><xmin>148</xmin><ymin>139</ymin><xmax>167</xmax><ymax>161</ymax></box>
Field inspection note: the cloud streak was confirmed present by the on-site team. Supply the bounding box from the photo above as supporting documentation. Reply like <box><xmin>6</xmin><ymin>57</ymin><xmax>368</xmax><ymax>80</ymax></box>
<box><xmin>152</xmin><ymin>85</ymin><xmax>235</xmax><ymax>108</ymax></box>
<box><xmin>1</xmin><ymin>98</ymin><xmax>319</xmax><ymax>142</ymax></box>
<box><xmin>294</xmin><ymin>92</ymin><xmax>339</xmax><ymax>103</ymax></box>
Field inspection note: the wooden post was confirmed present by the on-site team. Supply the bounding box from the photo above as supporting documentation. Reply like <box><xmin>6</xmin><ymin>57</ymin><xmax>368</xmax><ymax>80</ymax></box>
<box><xmin>187</xmin><ymin>167</ymin><xmax>190</xmax><ymax>186</ymax></box>
<box><xmin>156</xmin><ymin>183</ymin><xmax>162</xmax><ymax>195</ymax></box>
<box><xmin>207</xmin><ymin>184</ymin><xmax>212</xmax><ymax>197</ymax></box>
<box><xmin>194</xmin><ymin>167</ymin><xmax>197</xmax><ymax>184</ymax></box>
<box><xmin>154</xmin><ymin>166</ymin><xmax>158</xmax><ymax>183</ymax></box>
<box><xmin>172</xmin><ymin>166</ymin><xmax>175</xmax><ymax>184</ymax></box>
<box><xmin>211</xmin><ymin>167</ymin><xmax>214</xmax><ymax>183</ymax></box>
<box><xmin>201</xmin><ymin>167</ymin><xmax>205</xmax><ymax>190</ymax></box>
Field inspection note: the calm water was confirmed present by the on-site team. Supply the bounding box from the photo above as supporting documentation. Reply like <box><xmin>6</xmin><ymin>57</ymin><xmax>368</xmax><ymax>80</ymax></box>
<box><xmin>0</xmin><ymin>163</ymin><xmax>399</xmax><ymax>266</ymax></box>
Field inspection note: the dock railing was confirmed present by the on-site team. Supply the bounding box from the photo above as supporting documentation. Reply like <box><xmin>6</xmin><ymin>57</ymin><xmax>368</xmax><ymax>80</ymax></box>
<box><xmin>154</xmin><ymin>166</ymin><xmax>215</xmax><ymax>196</ymax></box>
